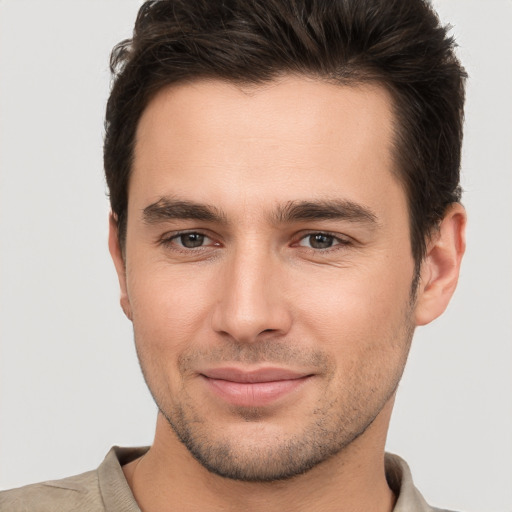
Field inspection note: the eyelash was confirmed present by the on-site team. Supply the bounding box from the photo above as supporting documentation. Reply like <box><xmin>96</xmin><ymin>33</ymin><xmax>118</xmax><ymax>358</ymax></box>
<box><xmin>159</xmin><ymin>230</ymin><xmax>352</xmax><ymax>254</ymax></box>
<box><xmin>159</xmin><ymin>231</ymin><xmax>218</xmax><ymax>252</ymax></box>
<box><xmin>295</xmin><ymin>231</ymin><xmax>352</xmax><ymax>251</ymax></box>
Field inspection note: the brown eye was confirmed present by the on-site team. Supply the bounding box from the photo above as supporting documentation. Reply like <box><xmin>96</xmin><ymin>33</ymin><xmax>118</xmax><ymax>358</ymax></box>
<box><xmin>305</xmin><ymin>233</ymin><xmax>335</xmax><ymax>249</ymax></box>
<box><xmin>177</xmin><ymin>233</ymin><xmax>205</xmax><ymax>248</ymax></box>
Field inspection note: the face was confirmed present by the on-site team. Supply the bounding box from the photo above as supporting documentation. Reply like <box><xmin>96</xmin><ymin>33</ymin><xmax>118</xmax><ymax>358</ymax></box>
<box><xmin>115</xmin><ymin>77</ymin><xmax>418</xmax><ymax>481</ymax></box>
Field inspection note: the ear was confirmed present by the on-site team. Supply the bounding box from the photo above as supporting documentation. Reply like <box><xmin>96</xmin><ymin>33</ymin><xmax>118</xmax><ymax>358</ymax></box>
<box><xmin>414</xmin><ymin>203</ymin><xmax>467</xmax><ymax>326</ymax></box>
<box><xmin>108</xmin><ymin>214</ymin><xmax>133</xmax><ymax>321</ymax></box>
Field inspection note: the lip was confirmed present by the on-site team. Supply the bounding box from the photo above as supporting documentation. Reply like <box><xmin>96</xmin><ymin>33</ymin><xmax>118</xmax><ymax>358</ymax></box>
<box><xmin>200</xmin><ymin>367</ymin><xmax>313</xmax><ymax>407</ymax></box>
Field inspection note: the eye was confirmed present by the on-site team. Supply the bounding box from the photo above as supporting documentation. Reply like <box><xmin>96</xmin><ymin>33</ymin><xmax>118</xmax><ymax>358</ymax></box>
<box><xmin>298</xmin><ymin>233</ymin><xmax>345</xmax><ymax>250</ymax></box>
<box><xmin>163</xmin><ymin>232</ymin><xmax>215</xmax><ymax>249</ymax></box>
<box><xmin>178</xmin><ymin>233</ymin><xmax>206</xmax><ymax>248</ymax></box>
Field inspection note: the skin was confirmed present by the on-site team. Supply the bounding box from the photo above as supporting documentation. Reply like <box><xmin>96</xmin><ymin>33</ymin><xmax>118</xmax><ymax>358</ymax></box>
<box><xmin>109</xmin><ymin>76</ymin><xmax>466</xmax><ymax>512</ymax></box>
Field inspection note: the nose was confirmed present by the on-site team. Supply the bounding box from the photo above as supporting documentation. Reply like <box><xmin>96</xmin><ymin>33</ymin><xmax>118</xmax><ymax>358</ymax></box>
<box><xmin>211</xmin><ymin>246</ymin><xmax>293</xmax><ymax>343</ymax></box>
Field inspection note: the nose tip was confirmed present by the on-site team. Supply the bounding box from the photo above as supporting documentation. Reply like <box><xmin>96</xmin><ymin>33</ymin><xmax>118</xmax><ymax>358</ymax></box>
<box><xmin>213</xmin><ymin>309</ymin><xmax>286</xmax><ymax>344</ymax></box>
<box><xmin>210</xmin><ymin>257</ymin><xmax>292</xmax><ymax>344</ymax></box>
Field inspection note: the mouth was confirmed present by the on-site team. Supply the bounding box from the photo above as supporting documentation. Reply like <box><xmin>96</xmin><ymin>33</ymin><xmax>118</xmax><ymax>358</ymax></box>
<box><xmin>199</xmin><ymin>367</ymin><xmax>314</xmax><ymax>407</ymax></box>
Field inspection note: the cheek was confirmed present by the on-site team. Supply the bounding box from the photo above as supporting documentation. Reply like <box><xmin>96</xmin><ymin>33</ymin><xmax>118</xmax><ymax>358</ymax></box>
<box><xmin>127</xmin><ymin>263</ymin><xmax>216</xmax><ymax>359</ymax></box>
<box><xmin>292</xmin><ymin>262</ymin><xmax>413</xmax><ymax>355</ymax></box>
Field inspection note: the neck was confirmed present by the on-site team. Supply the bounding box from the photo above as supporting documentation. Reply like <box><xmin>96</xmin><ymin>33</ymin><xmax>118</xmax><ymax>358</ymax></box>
<box><xmin>124</xmin><ymin>402</ymin><xmax>396</xmax><ymax>512</ymax></box>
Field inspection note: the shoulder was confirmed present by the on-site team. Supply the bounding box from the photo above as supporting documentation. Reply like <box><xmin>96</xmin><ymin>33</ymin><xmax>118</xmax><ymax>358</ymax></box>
<box><xmin>0</xmin><ymin>470</ymin><xmax>105</xmax><ymax>512</ymax></box>
<box><xmin>385</xmin><ymin>453</ymin><xmax>463</xmax><ymax>512</ymax></box>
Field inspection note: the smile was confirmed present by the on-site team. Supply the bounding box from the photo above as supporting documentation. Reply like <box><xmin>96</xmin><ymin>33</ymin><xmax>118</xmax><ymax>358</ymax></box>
<box><xmin>200</xmin><ymin>367</ymin><xmax>313</xmax><ymax>407</ymax></box>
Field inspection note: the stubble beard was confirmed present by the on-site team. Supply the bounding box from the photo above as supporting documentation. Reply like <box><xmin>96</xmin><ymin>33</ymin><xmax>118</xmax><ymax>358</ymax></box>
<box><xmin>160</xmin><ymin>386</ymin><xmax>387</xmax><ymax>482</ymax></box>
<box><xmin>136</xmin><ymin>310</ymin><xmax>415</xmax><ymax>483</ymax></box>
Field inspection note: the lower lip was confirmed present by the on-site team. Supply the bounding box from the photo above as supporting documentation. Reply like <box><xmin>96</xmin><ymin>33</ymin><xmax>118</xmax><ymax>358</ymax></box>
<box><xmin>202</xmin><ymin>376</ymin><xmax>311</xmax><ymax>407</ymax></box>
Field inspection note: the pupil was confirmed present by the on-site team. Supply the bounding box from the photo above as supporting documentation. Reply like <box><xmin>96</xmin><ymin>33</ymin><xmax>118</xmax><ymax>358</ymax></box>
<box><xmin>181</xmin><ymin>233</ymin><xmax>204</xmax><ymax>248</ymax></box>
<box><xmin>310</xmin><ymin>234</ymin><xmax>333</xmax><ymax>249</ymax></box>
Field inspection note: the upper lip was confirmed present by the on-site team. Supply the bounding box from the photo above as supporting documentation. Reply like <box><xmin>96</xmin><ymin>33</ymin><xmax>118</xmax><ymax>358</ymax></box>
<box><xmin>200</xmin><ymin>367</ymin><xmax>311</xmax><ymax>383</ymax></box>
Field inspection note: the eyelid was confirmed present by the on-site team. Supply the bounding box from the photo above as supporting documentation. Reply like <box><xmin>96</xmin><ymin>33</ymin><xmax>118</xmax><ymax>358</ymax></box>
<box><xmin>158</xmin><ymin>229</ymin><xmax>220</xmax><ymax>249</ymax></box>
<box><xmin>293</xmin><ymin>230</ymin><xmax>353</xmax><ymax>250</ymax></box>
<box><xmin>157</xmin><ymin>229</ymin><xmax>353</xmax><ymax>251</ymax></box>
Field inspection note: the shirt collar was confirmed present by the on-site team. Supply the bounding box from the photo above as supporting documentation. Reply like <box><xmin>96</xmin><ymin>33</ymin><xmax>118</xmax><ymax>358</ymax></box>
<box><xmin>97</xmin><ymin>447</ymin><xmax>439</xmax><ymax>512</ymax></box>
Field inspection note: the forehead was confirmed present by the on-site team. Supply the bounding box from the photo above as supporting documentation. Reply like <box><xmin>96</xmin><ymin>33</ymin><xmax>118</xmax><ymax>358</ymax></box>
<box><xmin>131</xmin><ymin>76</ymin><xmax>404</xmax><ymax>221</ymax></box>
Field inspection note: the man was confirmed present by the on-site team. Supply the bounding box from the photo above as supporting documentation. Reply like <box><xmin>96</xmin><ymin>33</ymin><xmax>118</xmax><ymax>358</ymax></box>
<box><xmin>0</xmin><ymin>0</ymin><xmax>467</xmax><ymax>510</ymax></box>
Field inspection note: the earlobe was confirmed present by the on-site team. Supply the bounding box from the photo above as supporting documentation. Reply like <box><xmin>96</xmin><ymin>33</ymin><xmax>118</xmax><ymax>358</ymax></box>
<box><xmin>108</xmin><ymin>214</ymin><xmax>133</xmax><ymax>321</ymax></box>
<box><xmin>414</xmin><ymin>203</ymin><xmax>467</xmax><ymax>326</ymax></box>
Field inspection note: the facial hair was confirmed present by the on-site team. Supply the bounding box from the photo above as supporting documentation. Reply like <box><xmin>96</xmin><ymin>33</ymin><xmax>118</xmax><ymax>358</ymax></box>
<box><xmin>136</xmin><ymin>306</ymin><xmax>415</xmax><ymax>482</ymax></box>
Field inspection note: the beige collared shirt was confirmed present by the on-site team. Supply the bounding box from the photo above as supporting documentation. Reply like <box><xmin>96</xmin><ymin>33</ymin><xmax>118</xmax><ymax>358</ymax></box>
<box><xmin>0</xmin><ymin>447</ymin><xmax>457</xmax><ymax>511</ymax></box>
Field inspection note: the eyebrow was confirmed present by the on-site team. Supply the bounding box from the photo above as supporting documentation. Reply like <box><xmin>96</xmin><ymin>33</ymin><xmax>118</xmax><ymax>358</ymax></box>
<box><xmin>142</xmin><ymin>196</ymin><xmax>379</xmax><ymax>227</ymax></box>
<box><xmin>143</xmin><ymin>197</ymin><xmax>228</xmax><ymax>224</ymax></box>
<box><xmin>272</xmin><ymin>200</ymin><xmax>379</xmax><ymax>226</ymax></box>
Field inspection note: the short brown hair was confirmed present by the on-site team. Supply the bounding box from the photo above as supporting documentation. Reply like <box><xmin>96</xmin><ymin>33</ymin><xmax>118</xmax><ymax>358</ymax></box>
<box><xmin>104</xmin><ymin>0</ymin><xmax>466</xmax><ymax>269</ymax></box>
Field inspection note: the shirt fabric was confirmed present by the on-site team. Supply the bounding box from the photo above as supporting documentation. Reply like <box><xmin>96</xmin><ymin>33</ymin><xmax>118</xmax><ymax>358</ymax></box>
<box><xmin>0</xmin><ymin>447</ymin><xmax>457</xmax><ymax>511</ymax></box>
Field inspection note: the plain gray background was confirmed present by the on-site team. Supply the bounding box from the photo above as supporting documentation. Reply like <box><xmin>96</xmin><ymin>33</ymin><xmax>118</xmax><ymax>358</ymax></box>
<box><xmin>1</xmin><ymin>1</ymin><xmax>511</xmax><ymax>510</ymax></box>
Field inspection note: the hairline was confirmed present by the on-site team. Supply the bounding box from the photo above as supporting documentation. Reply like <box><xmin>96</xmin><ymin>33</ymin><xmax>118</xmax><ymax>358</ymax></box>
<box><xmin>114</xmin><ymin>72</ymin><xmax>436</xmax><ymax>272</ymax></box>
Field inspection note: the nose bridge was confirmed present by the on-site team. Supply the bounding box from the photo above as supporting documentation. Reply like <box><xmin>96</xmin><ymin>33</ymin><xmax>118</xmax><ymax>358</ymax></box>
<box><xmin>211</xmin><ymin>239</ymin><xmax>291</xmax><ymax>342</ymax></box>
